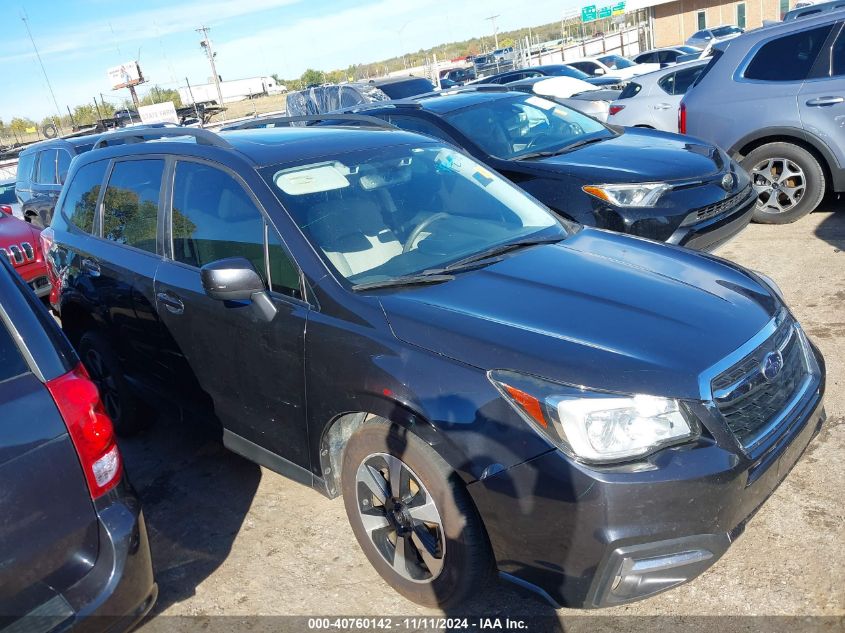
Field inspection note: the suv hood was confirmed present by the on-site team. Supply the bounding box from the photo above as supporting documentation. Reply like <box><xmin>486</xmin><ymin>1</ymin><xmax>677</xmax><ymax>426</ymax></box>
<box><xmin>526</xmin><ymin>128</ymin><xmax>727</xmax><ymax>183</ymax></box>
<box><xmin>379</xmin><ymin>228</ymin><xmax>778</xmax><ymax>400</ymax></box>
<box><xmin>0</xmin><ymin>215</ymin><xmax>41</xmax><ymax>247</ymax></box>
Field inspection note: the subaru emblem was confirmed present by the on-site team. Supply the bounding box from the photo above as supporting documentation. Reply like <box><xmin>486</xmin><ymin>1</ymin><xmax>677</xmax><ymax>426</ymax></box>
<box><xmin>761</xmin><ymin>350</ymin><xmax>784</xmax><ymax>382</ymax></box>
<box><xmin>721</xmin><ymin>173</ymin><xmax>735</xmax><ymax>191</ymax></box>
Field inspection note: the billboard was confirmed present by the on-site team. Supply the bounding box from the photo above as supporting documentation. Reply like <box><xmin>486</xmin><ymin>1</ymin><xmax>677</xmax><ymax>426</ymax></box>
<box><xmin>107</xmin><ymin>61</ymin><xmax>143</xmax><ymax>90</ymax></box>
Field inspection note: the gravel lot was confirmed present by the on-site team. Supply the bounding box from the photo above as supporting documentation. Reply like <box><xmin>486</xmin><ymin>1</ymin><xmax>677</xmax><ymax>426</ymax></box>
<box><xmin>129</xmin><ymin>201</ymin><xmax>844</xmax><ymax>631</ymax></box>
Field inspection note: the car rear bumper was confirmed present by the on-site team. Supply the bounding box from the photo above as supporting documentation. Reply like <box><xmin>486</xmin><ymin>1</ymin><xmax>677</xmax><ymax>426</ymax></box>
<box><xmin>10</xmin><ymin>478</ymin><xmax>158</xmax><ymax>633</ymax></box>
<box><xmin>468</xmin><ymin>361</ymin><xmax>825</xmax><ymax>608</ymax></box>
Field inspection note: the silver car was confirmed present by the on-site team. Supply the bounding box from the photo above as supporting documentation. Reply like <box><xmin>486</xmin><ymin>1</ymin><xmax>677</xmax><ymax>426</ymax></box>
<box><xmin>608</xmin><ymin>60</ymin><xmax>707</xmax><ymax>131</ymax></box>
<box><xmin>681</xmin><ymin>10</ymin><xmax>845</xmax><ymax>223</ymax></box>
<box><xmin>686</xmin><ymin>24</ymin><xmax>744</xmax><ymax>48</ymax></box>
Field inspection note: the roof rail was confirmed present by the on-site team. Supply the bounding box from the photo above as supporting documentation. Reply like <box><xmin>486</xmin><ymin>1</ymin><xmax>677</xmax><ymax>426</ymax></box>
<box><xmin>92</xmin><ymin>127</ymin><xmax>232</xmax><ymax>150</ymax></box>
<box><xmin>222</xmin><ymin>114</ymin><xmax>396</xmax><ymax>131</ymax></box>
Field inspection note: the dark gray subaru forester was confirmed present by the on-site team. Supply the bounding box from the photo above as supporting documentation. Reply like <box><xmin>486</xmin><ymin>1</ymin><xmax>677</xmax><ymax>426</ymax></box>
<box><xmin>44</xmin><ymin>125</ymin><xmax>826</xmax><ymax>609</ymax></box>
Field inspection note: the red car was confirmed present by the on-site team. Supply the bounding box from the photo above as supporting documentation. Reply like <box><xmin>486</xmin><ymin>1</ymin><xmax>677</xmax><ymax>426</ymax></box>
<box><xmin>0</xmin><ymin>207</ymin><xmax>50</xmax><ymax>299</ymax></box>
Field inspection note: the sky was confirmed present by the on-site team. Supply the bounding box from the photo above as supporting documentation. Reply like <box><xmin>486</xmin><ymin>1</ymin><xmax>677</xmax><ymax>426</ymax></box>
<box><xmin>0</xmin><ymin>0</ymin><xmax>579</xmax><ymax>122</ymax></box>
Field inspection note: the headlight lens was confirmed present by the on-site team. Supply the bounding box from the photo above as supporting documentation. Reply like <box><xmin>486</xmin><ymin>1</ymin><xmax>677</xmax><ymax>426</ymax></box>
<box><xmin>489</xmin><ymin>370</ymin><xmax>699</xmax><ymax>464</ymax></box>
<box><xmin>582</xmin><ymin>183</ymin><xmax>671</xmax><ymax>207</ymax></box>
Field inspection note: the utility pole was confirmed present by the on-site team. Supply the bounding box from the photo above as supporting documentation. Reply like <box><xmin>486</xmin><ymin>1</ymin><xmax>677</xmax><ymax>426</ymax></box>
<box><xmin>485</xmin><ymin>14</ymin><xmax>500</xmax><ymax>49</ymax></box>
<box><xmin>196</xmin><ymin>25</ymin><xmax>225</xmax><ymax>117</ymax></box>
<box><xmin>21</xmin><ymin>11</ymin><xmax>64</xmax><ymax>132</ymax></box>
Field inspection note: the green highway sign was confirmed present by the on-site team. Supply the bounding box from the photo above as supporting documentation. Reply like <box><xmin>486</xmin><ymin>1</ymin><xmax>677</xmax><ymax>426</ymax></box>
<box><xmin>598</xmin><ymin>6</ymin><xmax>612</xmax><ymax>18</ymax></box>
<box><xmin>612</xmin><ymin>1</ymin><xmax>626</xmax><ymax>15</ymax></box>
<box><xmin>581</xmin><ymin>5</ymin><xmax>597</xmax><ymax>22</ymax></box>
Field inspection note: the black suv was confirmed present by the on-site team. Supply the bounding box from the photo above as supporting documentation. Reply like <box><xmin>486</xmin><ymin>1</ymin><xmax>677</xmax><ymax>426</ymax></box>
<box><xmin>0</xmin><ymin>255</ymin><xmax>156</xmax><ymax>629</ymax></box>
<box><xmin>46</xmin><ymin>126</ymin><xmax>825</xmax><ymax>609</ymax></box>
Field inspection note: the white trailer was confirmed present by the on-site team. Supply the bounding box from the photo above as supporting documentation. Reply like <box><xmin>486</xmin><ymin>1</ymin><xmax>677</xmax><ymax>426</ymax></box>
<box><xmin>178</xmin><ymin>76</ymin><xmax>286</xmax><ymax>106</ymax></box>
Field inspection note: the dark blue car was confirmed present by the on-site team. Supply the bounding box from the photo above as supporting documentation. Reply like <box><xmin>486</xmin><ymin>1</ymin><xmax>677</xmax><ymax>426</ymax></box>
<box><xmin>45</xmin><ymin>125</ymin><xmax>825</xmax><ymax>609</ymax></box>
<box><xmin>0</xmin><ymin>255</ymin><xmax>156</xmax><ymax>628</ymax></box>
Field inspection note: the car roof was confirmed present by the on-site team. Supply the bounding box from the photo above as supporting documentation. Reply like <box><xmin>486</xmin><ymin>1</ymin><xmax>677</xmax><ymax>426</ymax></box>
<box><xmin>720</xmin><ymin>7</ymin><xmax>844</xmax><ymax>46</ymax></box>
<box><xmin>18</xmin><ymin>135</ymin><xmax>100</xmax><ymax>156</ymax></box>
<box><xmin>368</xmin><ymin>76</ymin><xmax>428</xmax><ymax>86</ymax></box>
<box><xmin>80</xmin><ymin>126</ymin><xmax>441</xmax><ymax>169</ymax></box>
<box><xmin>411</xmin><ymin>89</ymin><xmax>520</xmax><ymax>114</ymax></box>
<box><xmin>785</xmin><ymin>1</ymin><xmax>845</xmax><ymax>19</ymax></box>
<box><xmin>630</xmin><ymin>58</ymin><xmax>709</xmax><ymax>83</ymax></box>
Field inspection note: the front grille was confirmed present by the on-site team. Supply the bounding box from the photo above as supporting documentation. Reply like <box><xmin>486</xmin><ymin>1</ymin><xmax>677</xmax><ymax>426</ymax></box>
<box><xmin>693</xmin><ymin>184</ymin><xmax>753</xmax><ymax>223</ymax></box>
<box><xmin>0</xmin><ymin>243</ymin><xmax>36</xmax><ymax>267</ymax></box>
<box><xmin>712</xmin><ymin>318</ymin><xmax>808</xmax><ymax>447</ymax></box>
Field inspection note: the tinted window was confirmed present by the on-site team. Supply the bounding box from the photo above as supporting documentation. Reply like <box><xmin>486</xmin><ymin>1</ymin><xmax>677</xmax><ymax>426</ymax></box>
<box><xmin>673</xmin><ymin>65</ymin><xmax>705</xmax><ymax>93</ymax></box>
<box><xmin>16</xmin><ymin>154</ymin><xmax>36</xmax><ymax>185</ymax></box>
<box><xmin>36</xmin><ymin>150</ymin><xmax>58</xmax><ymax>185</ymax></box>
<box><xmin>745</xmin><ymin>25</ymin><xmax>834</xmax><ymax>81</ymax></box>
<box><xmin>387</xmin><ymin>116</ymin><xmax>457</xmax><ymax>143</ymax></box>
<box><xmin>377</xmin><ymin>79</ymin><xmax>435</xmax><ymax>99</ymax></box>
<box><xmin>60</xmin><ymin>160</ymin><xmax>108</xmax><ymax>233</ymax></box>
<box><xmin>618</xmin><ymin>82</ymin><xmax>643</xmax><ymax>99</ymax></box>
<box><xmin>57</xmin><ymin>150</ymin><xmax>72</xmax><ymax>185</ymax></box>
<box><xmin>267</xmin><ymin>230</ymin><xmax>301</xmax><ymax>298</ymax></box>
<box><xmin>548</xmin><ymin>66</ymin><xmax>591</xmax><ymax>80</ymax></box>
<box><xmin>832</xmin><ymin>28</ymin><xmax>845</xmax><ymax>76</ymax></box>
<box><xmin>0</xmin><ymin>318</ymin><xmax>28</xmax><ymax>382</ymax></box>
<box><xmin>171</xmin><ymin>161</ymin><xmax>266</xmax><ymax>277</ymax></box>
<box><xmin>0</xmin><ymin>183</ymin><xmax>16</xmax><ymax>204</ymax></box>
<box><xmin>657</xmin><ymin>50</ymin><xmax>678</xmax><ymax>64</ymax></box>
<box><xmin>636</xmin><ymin>52</ymin><xmax>657</xmax><ymax>63</ymax></box>
<box><xmin>102</xmin><ymin>160</ymin><xmax>163</xmax><ymax>253</ymax></box>
<box><xmin>658</xmin><ymin>72</ymin><xmax>679</xmax><ymax>94</ymax></box>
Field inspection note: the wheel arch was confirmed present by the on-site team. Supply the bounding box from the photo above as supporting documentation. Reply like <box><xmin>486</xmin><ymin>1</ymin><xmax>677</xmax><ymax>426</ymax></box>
<box><xmin>731</xmin><ymin>128</ymin><xmax>843</xmax><ymax>192</ymax></box>
<box><xmin>317</xmin><ymin>397</ymin><xmax>474</xmax><ymax>500</ymax></box>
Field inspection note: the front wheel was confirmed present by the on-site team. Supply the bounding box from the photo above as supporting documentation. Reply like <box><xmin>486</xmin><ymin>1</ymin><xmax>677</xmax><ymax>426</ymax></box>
<box><xmin>742</xmin><ymin>142</ymin><xmax>826</xmax><ymax>224</ymax></box>
<box><xmin>341</xmin><ymin>421</ymin><xmax>493</xmax><ymax>608</ymax></box>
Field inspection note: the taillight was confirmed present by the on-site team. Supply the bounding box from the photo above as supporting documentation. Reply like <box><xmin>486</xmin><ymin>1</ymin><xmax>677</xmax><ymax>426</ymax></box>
<box><xmin>46</xmin><ymin>363</ymin><xmax>122</xmax><ymax>498</ymax></box>
<box><xmin>39</xmin><ymin>226</ymin><xmax>60</xmax><ymax>306</ymax></box>
<box><xmin>608</xmin><ymin>104</ymin><xmax>625</xmax><ymax>116</ymax></box>
<box><xmin>0</xmin><ymin>205</ymin><xmax>12</xmax><ymax>215</ymax></box>
<box><xmin>678</xmin><ymin>102</ymin><xmax>687</xmax><ymax>134</ymax></box>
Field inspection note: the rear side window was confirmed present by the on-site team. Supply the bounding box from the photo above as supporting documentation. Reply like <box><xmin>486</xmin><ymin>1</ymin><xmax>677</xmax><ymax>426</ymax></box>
<box><xmin>102</xmin><ymin>160</ymin><xmax>164</xmax><ymax>253</ymax></box>
<box><xmin>57</xmin><ymin>150</ymin><xmax>72</xmax><ymax>185</ymax></box>
<box><xmin>832</xmin><ymin>27</ymin><xmax>844</xmax><ymax>76</ymax></box>
<box><xmin>36</xmin><ymin>150</ymin><xmax>58</xmax><ymax>185</ymax></box>
<box><xmin>60</xmin><ymin>160</ymin><xmax>108</xmax><ymax>233</ymax></box>
<box><xmin>171</xmin><ymin>161</ymin><xmax>301</xmax><ymax>298</ymax></box>
<box><xmin>618</xmin><ymin>82</ymin><xmax>642</xmax><ymax>99</ymax></box>
<box><xmin>0</xmin><ymin>183</ymin><xmax>15</xmax><ymax>204</ymax></box>
<box><xmin>659</xmin><ymin>66</ymin><xmax>704</xmax><ymax>95</ymax></box>
<box><xmin>0</xmin><ymin>318</ymin><xmax>28</xmax><ymax>383</ymax></box>
<box><xmin>16</xmin><ymin>154</ymin><xmax>36</xmax><ymax>185</ymax></box>
<box><xmin>745</xmin><ymin>25</ymin><xmax>834</xmax><ymax>81</ymax></box>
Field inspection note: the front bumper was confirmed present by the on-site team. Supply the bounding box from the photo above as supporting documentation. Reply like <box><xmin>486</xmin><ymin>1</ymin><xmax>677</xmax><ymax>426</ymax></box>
<box><xmin>667</xmin><ymin>185</ymin><xmax>757</xmax><ymax>252</ymax></box>
<box><xmin>468</xmin><ymin>361</ymin><xmax>826</xmax><ymax>608</ymax></box>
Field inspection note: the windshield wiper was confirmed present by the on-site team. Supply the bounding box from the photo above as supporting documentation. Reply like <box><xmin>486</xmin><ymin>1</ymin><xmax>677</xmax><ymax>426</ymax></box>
<box><xmin>351</xmin><ymin>272</ymin><xmax>454</xmax><ymax>292</ymax></box>
<box><xmin>443</xmin><ymin>235</ymin><xmax>564</xmax><ymax>271</ymax></box>
<box><xmin>516</xmin><ymin>135</ymin><xmax>607</xmax><ymax>161</ymax></box>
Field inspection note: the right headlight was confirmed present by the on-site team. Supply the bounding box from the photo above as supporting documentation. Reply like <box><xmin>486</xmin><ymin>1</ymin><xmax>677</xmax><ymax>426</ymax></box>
<box><xmin>489</xmin><ymin>370</ymin><xmax>700</xmax><ymax>464</ymax></box>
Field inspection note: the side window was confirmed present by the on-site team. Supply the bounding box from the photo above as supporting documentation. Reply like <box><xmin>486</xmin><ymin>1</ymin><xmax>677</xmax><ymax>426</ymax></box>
<box><xmin>267</xmin><ymin>230</ymin><xmax>302</xmax><ymax>298</ymax></box>
<box><xmin>60</xmin><ymin>160</ymin><xmax>108</xmax><ymax>233</ymax></box>
<box><xmin>673</xmin><ymin>65</ymin><xmax>705</xmax><ymax>94</ymax></box>
<box><xmin>102</xmin><ymin>159</ymin><xmax>164</xmax><ymax>253</ymax></box>
<box><xmin>36</xmin><ymin>150</ymin><xmax>58</xmax><ymax>185</ymax></box>
<box><xmin>57</xmin><ymin>150</ymin><xmax>72</xmax><ymax>185</ymax></box>
<box><xmin>171</xmin><ymin>161</ymin><xmax>267</xmax><ymax>279</ymax></box>
<box><xmin>657</xmin><ymin>51</ymin><xmax>676</xmax><ymax>64</ymax></box>
<box><xmin>658</xmin><ymin>72</ymin><xmax>677</xmax><ymax>95</ymax></box>
<box><xmin>16</xmin><ymin>154</ymin><xmax>36</xmax><ymax>185</ymax></box>
<box><xmin>745</xmin><ymin>25</ymin><xmax>834</xmax><ymax>81</ymax></box>
<box><xmin>0</xmin><ymin>320</ymin><xmax>28</xmax><ymax>383</ymax></box>
<box><xmin>832</xmin><ymin>28</ymin><xmax>844</xmax><ymax>77</ymax></box>
<box><xmin>387</xmin><ymin>116</ymin><xmax>457</xmax><ymax>143</ymax></box>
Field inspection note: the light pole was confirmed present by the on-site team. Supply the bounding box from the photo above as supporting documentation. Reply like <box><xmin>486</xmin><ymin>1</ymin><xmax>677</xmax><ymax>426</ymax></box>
<box><xmin>197</xmin><ymin>25</ymin><xmax>225</xmax><ymax>116</ymax></box>
<box><xmin>485</xmin><ymin>14</ymin><xmax>500</xmax><ymax>49</ymax></box>
<box><xmin>396</xmin><ymin>21</ymin><xmax>410</xmax><ymax>69</ymax></box>
<box><xmin>21</xmin><ymin>11</ymin><xmax>64</xmax><ymax>132</ymax></box>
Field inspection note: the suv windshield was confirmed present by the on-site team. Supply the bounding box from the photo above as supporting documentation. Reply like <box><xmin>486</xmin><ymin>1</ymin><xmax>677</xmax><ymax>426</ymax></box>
<box><xmin>444</xmin><ymin>94</ymin><xmax>610</xmax><ymax>160</ymax></box>
<box><xmin>598</xmin><ymin>55</ymin><xmax>636</xmax><ymax>69</ymax></box>
<box><xmin>264</xmin><ymin>144</ymin><xmax>564</xmax><ymax>286</ymax></box>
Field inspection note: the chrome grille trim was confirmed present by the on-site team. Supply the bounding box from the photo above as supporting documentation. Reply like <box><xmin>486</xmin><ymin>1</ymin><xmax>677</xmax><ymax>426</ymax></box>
<box><xmin>8</xmin><ymin>245</ymin><xmax>23</xmax><ymax>264</ymax></box>
<box><xmin>21</xmin><ymin>242</ymin><xmax>34</xmax><ymax>260</ymax></box>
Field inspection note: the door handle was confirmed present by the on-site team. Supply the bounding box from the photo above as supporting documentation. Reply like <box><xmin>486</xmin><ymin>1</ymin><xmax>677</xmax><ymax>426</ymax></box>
<box><xmin>80</xmin><ymin>258</ymin><xmax>100</xmax><ymax>277</ymax></box>
<box><xmin>156</xmin><ymin>292</ymin><xmax>185</xmax><ymax>315</ymax></box>
<box><xmin>806</xmin><ymin>96</ymin><xmax>844</xmax><ymax>107</ymax></box>
<box><xmin>654</xmin><ymin>103</ymin><xmax>673</xmax><ymax>110</ymax></box>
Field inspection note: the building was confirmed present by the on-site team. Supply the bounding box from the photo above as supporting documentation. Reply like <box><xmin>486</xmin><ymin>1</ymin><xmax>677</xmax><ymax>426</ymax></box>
<box><xmin>627</xmin><ymin>0</ymin><xmax>794</xmax><ymax>47</ymax></box>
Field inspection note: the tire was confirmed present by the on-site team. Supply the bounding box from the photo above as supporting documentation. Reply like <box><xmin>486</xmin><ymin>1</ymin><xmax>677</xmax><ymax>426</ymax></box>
<box><xmin>742</xmin><ymin>142</ymin><xmax>826</xmax><ymax>224</ymax></box>
<box><xmin>341</xmin><ymin>420</ymin><xmax>493</xmax><ymax>608</ymax></box>
<box><xmin>78</xmin><ymin>331</ymin><xmax>151</xmax><ymax>436</ymax></box>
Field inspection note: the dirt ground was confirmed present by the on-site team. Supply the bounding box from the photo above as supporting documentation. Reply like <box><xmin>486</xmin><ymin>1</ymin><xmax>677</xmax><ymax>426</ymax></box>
<box><xmin>128</xmin><ymin>200</ymin><xmax>845</xmax><ymax>632</ymax></box>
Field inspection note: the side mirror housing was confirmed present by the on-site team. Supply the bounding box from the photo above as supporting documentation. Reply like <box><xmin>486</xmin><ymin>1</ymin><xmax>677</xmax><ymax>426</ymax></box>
<box><xmin>594</xmin><ymin>67</ymin><xmax>606</xmax><ymax>75</ymax></box>
<box><xmin>201</xmin><ymin>257</ymin><xmax>265</xmax><ymax>302</ymax></box>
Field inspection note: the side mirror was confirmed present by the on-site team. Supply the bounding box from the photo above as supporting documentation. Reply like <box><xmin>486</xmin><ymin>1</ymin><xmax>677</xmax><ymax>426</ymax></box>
<box><xmin>200</xmin><ymin>257</ymin><xmax>265</xmax><ymax>301</ymax></box>
<box><xmin>594</xmin><ymin>67</ymin><xmax>606</xmax><ymax>75</ymax></box>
